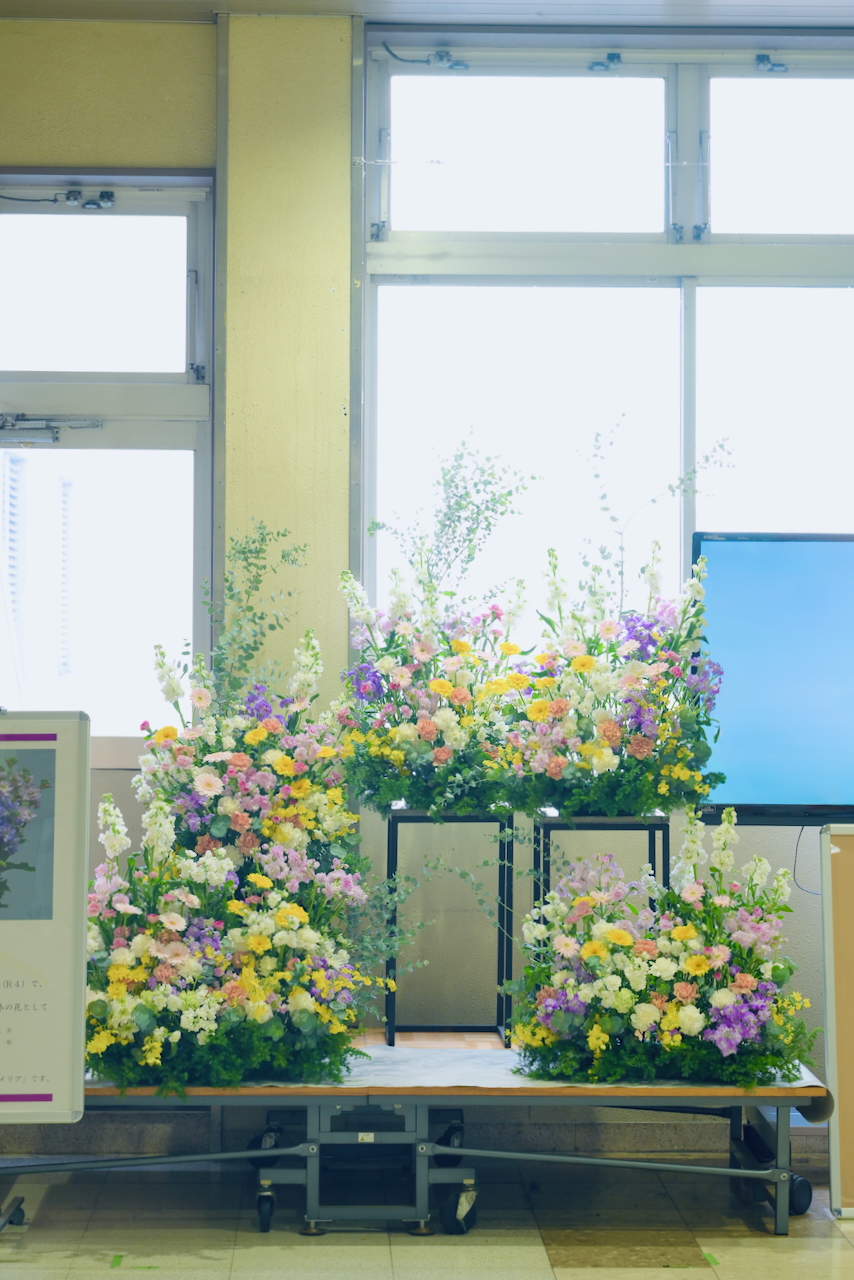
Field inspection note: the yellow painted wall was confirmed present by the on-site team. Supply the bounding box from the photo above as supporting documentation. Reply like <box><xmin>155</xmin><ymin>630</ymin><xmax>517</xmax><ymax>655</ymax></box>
<box><xmin>224</xmin><ymin>15</ymin><xmax>353</xmax><ymax>699</ymax></box>
<box><xmin>0</xmin><ymin>21</ymin><xmax>216</xmax><ymax>168</ymax></box>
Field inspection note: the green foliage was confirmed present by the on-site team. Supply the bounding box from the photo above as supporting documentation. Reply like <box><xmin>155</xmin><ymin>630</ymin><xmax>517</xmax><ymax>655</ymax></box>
<box><xmin>202</xmin><ymin>521</ymin><xmax>306</xmax><ymax>712</ymax></box>
<box><xmin>370</xmin><ymin>440</ymin><xmax>530</xmax><ymax>598</ymax></box>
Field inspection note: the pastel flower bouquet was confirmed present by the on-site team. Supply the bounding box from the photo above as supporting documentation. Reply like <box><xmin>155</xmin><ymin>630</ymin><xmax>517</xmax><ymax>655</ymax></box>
<box><xmin>486</xmin><ymin>551</ymin><xmax>725</xmax><ymax>819</ymax></box>
<box><xmin>86</xmin><ymin>793</ymin><xmax>378</xmax><ymax>1091</ymax></box>
<box><xmin>509</xmin><ymin>808</ymin><xmax>816</xmax><ymax>1086</ymax></box>
<box><xmin>339</xmin><ymin>570</ymin><xmax>526</xmax><ymax>819</ymax></box>
<box><xmin>85</xmin><ymin>525</ymin><xmax>388</xmax><ymax>1092</ymax></box>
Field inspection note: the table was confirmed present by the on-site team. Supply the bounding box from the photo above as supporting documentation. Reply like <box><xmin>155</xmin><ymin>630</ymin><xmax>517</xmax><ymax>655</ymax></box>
<box><xmin>0</xmin><ymin>1045</ymin><xmax>830</xmax><ymax>1238</ymax></box>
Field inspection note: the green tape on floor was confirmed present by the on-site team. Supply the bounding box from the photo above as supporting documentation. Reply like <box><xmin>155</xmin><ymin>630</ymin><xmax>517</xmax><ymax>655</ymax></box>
<box><xmin>704</xmin><ymin>1253</ymin><xmax>720</xmax><ymax>1266</ymax></box>
<box><xmin>110</xmin><ymin>1257</ymin><xmax>123</xmax><ymax>1269</ymax></box>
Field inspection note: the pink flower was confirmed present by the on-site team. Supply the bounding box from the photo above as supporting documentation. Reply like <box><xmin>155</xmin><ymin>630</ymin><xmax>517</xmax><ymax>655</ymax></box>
<box><xmin>633</xmin><ymin>938</ymin><xmax>658</xmax><ymax>958</ymax></box>
<box><xmin>432</xmin><ymin>746</ymin><xmax>453</xmax><ymax>765</ymax></box>
<box><xmin>417</xmin><ymin>719</ymin><xmax>439</xmax><ymax>742</ymax></box>
<box><xmin>712</xmin><ymin>894</ymin><xmax>731</xmax><ymax>907</ymax></box>
<box><xmin>111</xmin><ymin>893</ymin><xmax>142</xmax><ymax>916</ymax></box>
<box><xmin>731</xmin><ymin>971</ymin><xmax>759</xmax><ymax>993</ymax></box>
<box><xmin>674</xmin><ymin>982</ymin><xmax>699</xmax><ymax>1003</ymax></box>
<box><xmin>411</xmin><ymin>640</ymin><xmax>436</xmax><ymax>662</ymax></box>
<box><xmin>450</xmin><ymin>687</ymin><xmax>472</xmax><ymax>706</ymax></box>
<box><xmin>562</xmin><ymin>639</ymin><xmax>586</xmax><ymax>657</ymax></box>
<box><xmin>598</xmin><ymin>619</ymin><xmax>621</xmax><ymax>641</ymax></box>
<box><xmin>707</xmin><ymin>944</ymin><xmax>732</xmax><ymax>966</ymax></box>
<box><xmin>195</xmin><ymin>835</ymin><xmax>222</xmax><ymax>854</ymax></box>
<box><xmin>194</xmin><ymin>770</ymin><xmax>224</xmax><ymax>797</ymax></box>
<box><xmin>680</xmin><ymin>881</ymin><xmax>705</xmax><ymax>905</ymax></box>
<box><xmin>159</xmin><ymin>912</ymin><xmax>187</xmax><ymax>932</ymax></box>
<box><xmin>175</xmin><ymin>754</ymin><xmax>194</xmax><ymax>768</ymax></box>
<box><xmin>172</xmin><ymin>888</ymin><xmax>201</xmax><ymax>909</ymax></box>
<box><xmin>190</xmin><ymin>686</ymin><xmax>212</xmax><ymax>709</ymax></box>
<box><xmin>230</xmin><ymin>811</ymin><xmax>251</xmax><ymax>832</ymax></box>
<box><xmin>553</xmin><ymin>934</ymin><xmax>579</xmax><ymax>960</ymax></box>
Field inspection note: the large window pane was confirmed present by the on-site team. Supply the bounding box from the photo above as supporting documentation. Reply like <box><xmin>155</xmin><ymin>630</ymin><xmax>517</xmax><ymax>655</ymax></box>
<box><xmin>710</xmin><ymin>79</ymin><xmax>854</xmax><ymax>234</ymax></box>
<box><xmin>376</xmin><ymin>286</ymin><xmax>681</xmax><ymax>629</ymax></box>
<box><xmin>0</xmin><ymin>450</ymin><xmax>194</xmax><ymax>735</ymax></box>
<box><xmin>390</xmin><ymin>76</ymin><xmax>665</xmax><ymax>232</ymax></box>
<box><xmin>696</xmin><ymin>288</ymin><xmax>854</xmax><ymax>531</ymax></box>
<box><xmin>0</xmin><ymin>216</ymin><xmax>187</xmax><ymax>372</ymax></box>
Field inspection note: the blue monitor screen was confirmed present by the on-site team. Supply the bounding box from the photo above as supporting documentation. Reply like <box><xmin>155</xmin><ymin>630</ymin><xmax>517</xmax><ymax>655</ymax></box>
<box><xmin>696</xmin><ymin>533</ymin><xmax>854</xmax><ymax>812</ymax></box>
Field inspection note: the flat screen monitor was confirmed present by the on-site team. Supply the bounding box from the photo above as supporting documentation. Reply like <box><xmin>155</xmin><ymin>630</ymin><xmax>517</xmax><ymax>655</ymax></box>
<box><xmin>693</xmin><ymin>532</ymin><xmax>854</xmax><ymax>823</ymax></box>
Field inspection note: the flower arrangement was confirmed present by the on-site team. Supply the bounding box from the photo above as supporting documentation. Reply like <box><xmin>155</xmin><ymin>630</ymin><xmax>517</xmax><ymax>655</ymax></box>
<box><xmin>0</xmin><ymin>756</ymin><xmax>48</xmax><ymax>910</ymax></box>
<box><xmin>509</xmin><ymin>807</ymin><xmax>816</xmax><ymax>1086</ymax></box>
<box><xmin>86</xmin><ymin>796</ymin><xmax>379</xmax><ymax>1091</ymax></box>
<box><xmin>339</xmin><ymin>570</ymin><xmax>523</xmax><ymax>818</ymax></box>
<box><xmin>85</xmin><ymin>524</ymin><xmax>390</xmax><ymax>1091</ymax></box>
<box><xmin>484</xmin><ymin>551</ymin><xmax>725</xmax><ymax>818</ymax></box>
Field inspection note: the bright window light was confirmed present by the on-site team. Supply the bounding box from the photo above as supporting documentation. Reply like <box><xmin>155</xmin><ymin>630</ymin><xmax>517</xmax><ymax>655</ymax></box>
<box><xmin>0</xmin><ymin>215</ymin><xmax>187</xmax><ymax>372</ymax></box>
<box><xmin>390</xmin><ymin>76</ymin><xmax>665</xmax><ymax>232</ymax></box>
<box><xmin>711</xmin><ymin>79</ymin><xmax>854</xmax><ymax>234</ymax></box>
<box><xmin>376</xmin><ymin>285</ymin><xmax>681</xmax><ymax>632</ymax></box>
<box><xmin>0</xmin><ymin>449</ymin><xmax>194</xmax><ymax>735</ymax></box>
<box><xmin>696</xmin><ymin>288</ymin><xmax>854</xmax><ymax>531</ymax></box>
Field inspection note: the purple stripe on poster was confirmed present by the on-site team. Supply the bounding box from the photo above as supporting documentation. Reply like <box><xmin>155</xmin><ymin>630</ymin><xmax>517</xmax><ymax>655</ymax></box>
<box><xmin>0</xmin><ymin>735</ymin><xmax>57</xmax><ymax>742</ymax></box>
<box><xmin>0</xmin><ymin>1094</ymin><xmax>53</xmax><ymax>1102</ymax></box>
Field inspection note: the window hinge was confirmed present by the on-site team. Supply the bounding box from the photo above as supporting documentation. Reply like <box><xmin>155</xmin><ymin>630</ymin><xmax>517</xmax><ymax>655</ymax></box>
<box><xmin>370</xmin><ymin>221</ymin><xmax>387</xmax><ymax>242</ymax></box>
<box><xmin>0</xmin><ymin>415</ymin><xmax>102</xmax><ymax>442</ymax></box>
<box><xmin>189</xmin><ymin>363</ymin><xmax>206</xmax><ymax>383</ymax></box>
<box><xmin>692</xmin><ymin>223</ymin><xmax>709</xmax><ymax>242</ymax></box>
<box><xmin>670</xmin><ymin>223</ymin><xmax>684</xmax><ymax>243</ymax></box>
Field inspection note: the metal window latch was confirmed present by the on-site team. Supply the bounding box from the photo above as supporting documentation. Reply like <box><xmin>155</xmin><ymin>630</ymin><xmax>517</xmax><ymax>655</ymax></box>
<box><xmin>756</xmin><ymin>54</ymin><xmax>788</xmax><ymax>72</ymax></box>
<box><xmin>692</xmin><ymin>223</ymin><xmax>709</xmax><ymax>242</ymax></box>
<box><xmin>670</xmin><ymin>223</ymin><xmax>684</xmax><ymax>243</ymax></box>
<box><xmin>370</xmin><ymin>221</ymin><xmax>387</xmax><ymax>242</ymax></box>
<box><xmin>0</xmin><ymin>415</ymin><xmax>102</xmax><ymax>442</ymax></box>
<box><xmin>589</xmin><ymin>52</ymin><xmax>622</xmax><ymax>71</ymax></box>
<box><xmin>189</xmin><ymin>363</ymin><xmax>206</xmax><ymax>383</ymax></box>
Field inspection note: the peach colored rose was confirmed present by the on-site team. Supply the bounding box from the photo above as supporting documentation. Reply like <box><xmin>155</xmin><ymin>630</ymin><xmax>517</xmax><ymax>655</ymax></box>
<box><xmin>237</xmin><ymin>831</ymin><xmax>261</xmax><ymax>853</ymax></box>
<box><xmin>432</xmin><ymin>746</ymin><xmax>453</xmax><ymax>765</ymax></box>
<box><xmin>545</xmin><ymin>755</ymin><xmax>567</xmax><ymax>780</ymax></box>
<box><xmin>548</xmin><ymin>698</ymin><xmax>571</xmax><ymax>718</ymax></box>
<box><xmin>229</xmin><ymin>753</ymin><xmax>252</xmax><ymax>770</ymax></box>
<box><xmin>626</xmin><ymin>735</ymin><xmax>654</xmax><ymax>760</ymax></box>
<box><xmin>450</xmin><ymin>687</ymin><xmax>472</xmax><ymax>706</ymax></box>
<box><xmin>598</xmin><ymin>719</ymin><xmax>622</xmax><ymax>747</ymax></box>
<box><xmin>650</xmin><ymin>992</ymin><xmax>669</xmax><ymax>1010</ymax></box>
<box><xmin>731</xmin><ymin>971</ymin><xmax>759</xmax><ymax>992</ymax></box>
<box><xmin>633</xmin><ymin>938</ymin><xmax>659</xmax><ymax>958</ymax></box>
<box><xmin>674</xmin><ymin>982</ymin><xmax>699</xmax><ymax>1004</ymax></box>
<box><xmin>417</xmin><ymin>719</ymin><xmax>439</xmax><ymax>742</ymax></box>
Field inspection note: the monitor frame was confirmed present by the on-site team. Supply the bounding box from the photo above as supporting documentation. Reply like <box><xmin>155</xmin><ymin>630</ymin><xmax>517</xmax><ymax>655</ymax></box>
<box><xmin>692</xmin><ymin>530</ymin><xmax>854</xmax><ymax>827</ymax></box>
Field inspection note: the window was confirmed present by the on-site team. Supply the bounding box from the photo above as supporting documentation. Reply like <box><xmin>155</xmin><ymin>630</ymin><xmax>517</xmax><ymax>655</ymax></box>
<box><xmin>0</xmin><ymin>179</ymin><xmax>212</xmax><ymax>741</ymax></box>
<box><xmin>361</xmin><ymin>39</ymin><xmax>854</xmax><ymax>614</ymax></box>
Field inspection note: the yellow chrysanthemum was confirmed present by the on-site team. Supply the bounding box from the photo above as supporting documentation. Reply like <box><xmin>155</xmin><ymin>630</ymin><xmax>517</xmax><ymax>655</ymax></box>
<box><xmin>247</xmin><ymin>873</ymin><xmax>273</xmax><ymax>889</ymax></box>
<box><xmin>499</xmin><ymin>642</ymin><xmax>521</xmax><ymax>656</ymax></box>
<box><xmin>244</xmin><ymin>726</ymin><xmax>268</xmax><ymax>746</ymax></box>
<box><xmin>450</xmin><ymin>640</ymin><xmax>471</xmax><ymax>654</ymax></box>
<box><xmin>570</xmin><ymin>655</ymin><xmax>596</xmax><ymax>673</ymax></box>
<box><xmin>671</xmin><ymin>923</ymin><xmax>698</xmax><ymax>941</ymax></box>
<box><xmin>506</xmin><ymin>672</ymin><xmax>531</xmax><ymax>690</ymax></box>
<box><xmin>246</xmin><ymin>935</ymin><xmax>272</xmax><ymax>954</ymax></box>
<box><xmin>429</xmin><ymin>678</ymin><xmax>455</xmax><ymax>697</ymax></box>
<box><xmin>525</xmin><ymin>699</ymin><xmax>553</xmax><ymax>723</ymax></box>
<box><xmin>272</xmin><ymin>754</ymin><xmax>296</xmax><ymax>776</ymax></box>
<box><xmin>152</xmin><ymin>725</ymin><xmax>179</xmax><ymax>744</ymax></box>
<box><xmin>606</xmin><ymin>928</ymin><xmax>634</xmax><ymax>947</ymax></box>
<box><xmin>683</xmin><ymin>954</ymin><xmax>711</xmax><ymax>976</ymax></box>
<box><xmin>275</xmin><ymin>903</ymin><xmax>309</xmax><ymax>926</ymax></box>
<box><xmin>86</xmin><ymin>1029</ymin><xmax>116</xmax><ymax>1055</ymax></box>
<box><xmin>580</xmin><ymin>939</ymin><xmax>608</xmax><ymax>962</ymax></box>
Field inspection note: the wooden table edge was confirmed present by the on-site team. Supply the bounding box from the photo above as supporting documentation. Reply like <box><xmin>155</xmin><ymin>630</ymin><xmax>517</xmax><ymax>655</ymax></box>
<box><xmin>84</xmin><ymin>1084</ymin><xmax>828</xmax><ymax>1099</ymax></box>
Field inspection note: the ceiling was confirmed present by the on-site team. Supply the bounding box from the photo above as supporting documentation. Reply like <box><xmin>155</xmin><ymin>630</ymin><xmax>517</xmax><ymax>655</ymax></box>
<box><xmin>2</xmin><ymin>0</ymin><xmax>854</xmax><ymax>32</ymax></box>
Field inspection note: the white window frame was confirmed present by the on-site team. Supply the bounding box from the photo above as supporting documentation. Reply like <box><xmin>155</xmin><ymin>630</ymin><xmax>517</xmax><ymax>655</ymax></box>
<box><xmin>0</xmin><ymin>174</ymin><xmax>214</xmax><ymax>762</ymax></box>
<box><xmin>357</xmin><ymin>33</ymin><xmax>854</xmax><ymax>597</ymax></box>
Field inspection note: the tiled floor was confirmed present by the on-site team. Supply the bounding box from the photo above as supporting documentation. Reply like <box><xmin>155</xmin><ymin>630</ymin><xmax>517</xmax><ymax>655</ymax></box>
<box><xmin>0</xmin><ymin>1152</ymin><xmax>845</xmax><ymax>1280</ymax></box>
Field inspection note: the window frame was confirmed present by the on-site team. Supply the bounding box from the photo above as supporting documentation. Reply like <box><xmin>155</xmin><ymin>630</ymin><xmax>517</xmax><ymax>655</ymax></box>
<box><xmin>0</xmin><ymin>173</ymin><xmax>214</xmax><ymax>759</ymax></box>
<box><xmin>357</xmin><ymin>33</ymin><xmax>854</xmax><ymax>598</ymax></box>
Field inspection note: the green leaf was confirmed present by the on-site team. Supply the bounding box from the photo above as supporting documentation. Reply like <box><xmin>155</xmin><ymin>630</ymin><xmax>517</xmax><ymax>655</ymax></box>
<box><xmin>209</xmin><ymin>816</ymin><xmax>231</xmax><ymax>839</ymax></box>
<box><xmin>88</xmin><ymin>1000</ymin><xmax>109</xmax><ymax>1022</ymax></box>
<box><xmin>132</xmin><ymin>1003</ymin><xmax>156</xmax><ymax>1035</ymax></box>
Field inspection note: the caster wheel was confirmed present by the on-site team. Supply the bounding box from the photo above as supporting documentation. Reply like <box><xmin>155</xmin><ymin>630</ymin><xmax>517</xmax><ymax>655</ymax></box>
<box><xmin>256</xmin><ymin>1195</ymin><xmax>274</xmax><ymax>1233</ymax></box>
<box><xmin>247</xmin><ymin>1128</ymin><xmax>282</xmax><ymax>1170</ymax></box>
<box><xmin>789</xmin><ymin>1175</ymin><xmax>813</xmax><ymax>1216</ymax></box>
<box><xmin>434</xmin><ymin>1123</ymin><xmax>464</xmax><ymax>1169</ymax></box>
<box><xmin>9</xmin><ymin>1208</ymin><xmax>24</xmax><ymax>1226</ymax></box>
<box><xmin>440</xmin><ymin>1190</ymin><xmax>477</xmax><ymax>1235</ymax></box>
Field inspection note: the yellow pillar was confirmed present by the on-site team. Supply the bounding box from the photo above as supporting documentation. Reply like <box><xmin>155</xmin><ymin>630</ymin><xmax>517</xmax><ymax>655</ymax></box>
<box><xmin>224</xmin><ymin>16</ymin><xmax>353</xmax><ymax>699</ymax></box>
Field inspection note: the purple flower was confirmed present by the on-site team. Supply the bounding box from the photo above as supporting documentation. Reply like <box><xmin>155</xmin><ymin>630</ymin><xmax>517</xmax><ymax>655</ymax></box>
<box><xmin>245</xmin><ymin>684</ymin><xmax>275</xmax><ymax>720</ymax></box>
<box><xmin>347</xmin><ymin>663</ymin><xmax>384</xmax><ymax>701</ymax></box>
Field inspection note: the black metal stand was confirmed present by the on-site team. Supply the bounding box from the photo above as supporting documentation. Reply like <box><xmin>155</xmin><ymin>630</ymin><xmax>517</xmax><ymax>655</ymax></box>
<box><xmin>532</xmin><ymin>814</ymin><xmax>671</xmax><ymax>905</ymax></box>
<box><xmin>384</xmin><ymin>811</ymin><xmax>514</xmax><ymax>1046</ymax></box>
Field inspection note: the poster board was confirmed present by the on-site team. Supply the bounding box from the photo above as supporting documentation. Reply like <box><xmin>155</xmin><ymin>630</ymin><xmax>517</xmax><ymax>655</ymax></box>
<box><xmin>822</xmin><ymin>825</ymin><xmax>854</xmax><ymax>1214</ymax></box>
<box><xmin>0</xmin><ymin>712</ymin><xmax>89</xmax><ymax>1124</ymax></box>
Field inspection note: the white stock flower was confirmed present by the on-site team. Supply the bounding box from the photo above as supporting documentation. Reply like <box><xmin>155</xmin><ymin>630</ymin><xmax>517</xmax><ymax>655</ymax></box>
<box><xmin>339</xmin><ymin>570</ymin><xmax>379</xmax><ymax>626</ymax></box>
<box><xmin>97</xmin><ymin>795</ymin><xmax>132</xmax><ymax>859</ymax></box>
<box><xmin>741</xmin><ymin>856</ymin><xmax>772</xmax><ymax>889</ymax></box>
<box><xmin>142</xmin><ymin>800</ymin><xmax>176</xmax><ymax>864</ymax></box>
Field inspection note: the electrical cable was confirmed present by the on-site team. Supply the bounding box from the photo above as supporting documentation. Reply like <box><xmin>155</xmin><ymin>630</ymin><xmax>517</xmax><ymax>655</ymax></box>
<box><xmin>793</xmin><ymin>824</ymin><xmax>820</xmax><ymax>895</ymax></box>
<box><xmin>0</xmin><ymin>190</ymin><xmax>60</xmax><ymax>203</ymax></box>
<box><xmin>382</xmin><ymin>42</ymin><xmax>432</xmax><ymax>65</ymax></box>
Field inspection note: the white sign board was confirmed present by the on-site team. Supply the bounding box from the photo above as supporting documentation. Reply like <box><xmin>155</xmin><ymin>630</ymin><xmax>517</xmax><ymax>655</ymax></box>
<box><xmin>0</xmin><ymin>712</ymin><xmax>89</xmax><ymax>1123</ymax></box>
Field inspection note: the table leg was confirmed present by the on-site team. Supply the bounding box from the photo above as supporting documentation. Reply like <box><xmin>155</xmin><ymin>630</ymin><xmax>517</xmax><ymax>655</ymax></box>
<box><xmin>774</xmin><ymin>1106</ymin><xmax>791</xmax><ymax>1235</ymax></box>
